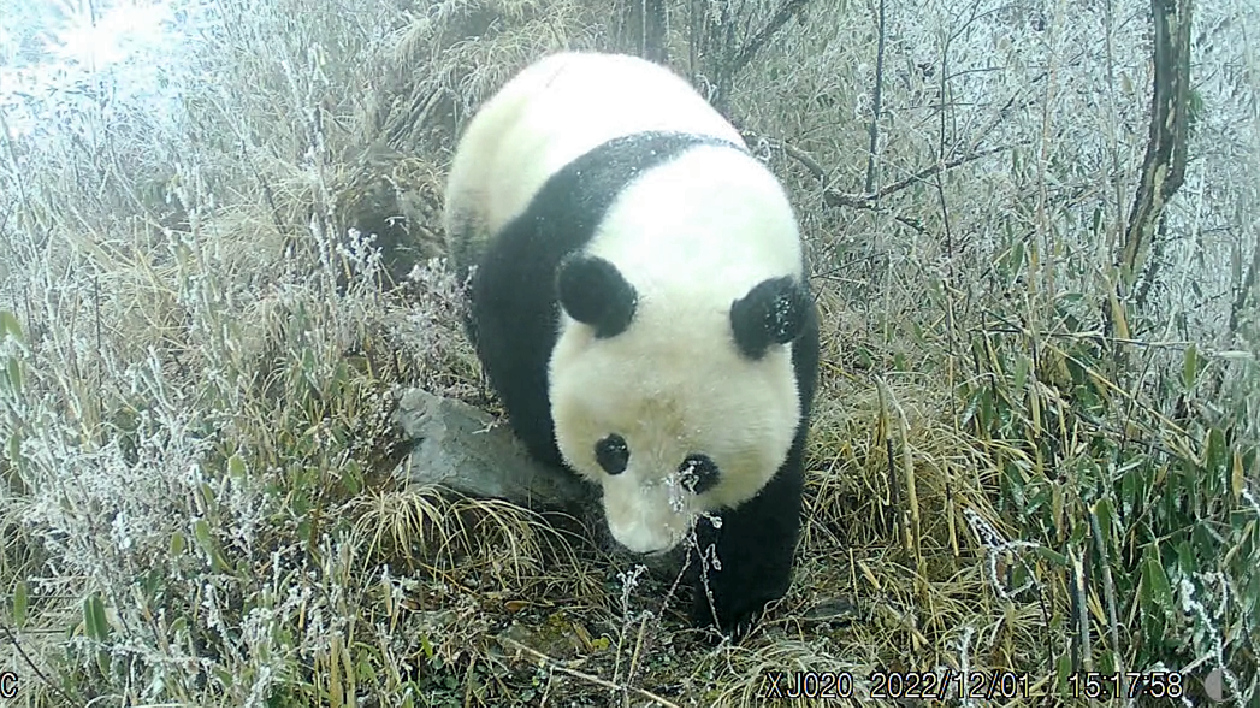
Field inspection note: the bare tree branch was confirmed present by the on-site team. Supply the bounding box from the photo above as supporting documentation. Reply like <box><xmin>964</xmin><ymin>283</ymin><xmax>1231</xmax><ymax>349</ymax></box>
<box><xmin>1122</xmin><ymin>0</ymin><xmax>1193</xmax><ymax>298</ymax></box>
<box><xmin>728</xmin><ymin>0</ymin><xmax>810</xmax><ymax>81</ymax></box>
<box><xmin>853</xmin><ymin>144</ymin><xmax>1015</xmax><ymax>207</ymax></box>
<box><xmin>742</xmin><ymin>130</ymin><xmax>1013</xmax><ymax>237</ymax></box>
<box><xmin>934</xmin><ymin>0</ymin><xmax>986</xmax><ymax>261</ymax></box>
<box><xmin>864</xmin><ymin>0</ymin><xmax>887</xmax><ymax>195</ymax></box>
<box><xmin>621</xmin><ymin>0</ymin><xmax>668</xmax><ymax>64</ymax></box>
<box><xmin>745</xmin><ymin>130</ymin><xmax>1012</xmax><ymax>207</ymax></box>
<box><xmin>711</xmin><ymin>0</ymin><xmax>812</xmax><ymax>108</ymax></box>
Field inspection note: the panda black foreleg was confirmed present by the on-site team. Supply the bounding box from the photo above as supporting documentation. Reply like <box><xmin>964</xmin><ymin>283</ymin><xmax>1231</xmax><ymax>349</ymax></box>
<box><xmin>689</xmin><ymin>440</ymin><xmax>805</xmax><ymax>640</ymax></box>
<box><xmin>467</xmin><ymin>274</ymin><xmax>567</xmax><ymax>470</ymax></box>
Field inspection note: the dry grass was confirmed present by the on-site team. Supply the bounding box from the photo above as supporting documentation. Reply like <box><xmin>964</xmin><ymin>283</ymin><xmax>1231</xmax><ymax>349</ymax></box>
<box><xmin>0</xmin><ymin>0</ymin><xmax>1256</xmax><ymax>706</ymax></box>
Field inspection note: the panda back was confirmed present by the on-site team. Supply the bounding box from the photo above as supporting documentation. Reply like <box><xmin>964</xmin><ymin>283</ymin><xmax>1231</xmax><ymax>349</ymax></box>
<box><xmin>443</xmin><ymin>52</ymin><xmax>745</xmax><ymax>274</ymax></box>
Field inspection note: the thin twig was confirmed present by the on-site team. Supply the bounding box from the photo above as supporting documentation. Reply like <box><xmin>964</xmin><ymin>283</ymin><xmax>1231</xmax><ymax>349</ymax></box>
<box><xmin>1089</xmin><ymin>505</ymin><xmax>1127</xmax><ymax>704</ymax></box>
<box><xmin>1229</xmin><ymin>237</ymin><xmax>1260</xmax><ymax>336</ymax></box>
<box><xmin>1070</xmin><ymin>549</ymin><xmax>1096</xmax><ymax>708</ymax></box>
<box><xmin>743</xmin><ymin>129</ymin><xmax>1014</xmax><ymax>210</ymax></box>
<box><xmin>935</xmin><ymin>22</ymin><xmax>954</xmax><ymax>261</ymax></box>
<box><xmin>498</xmin><ymin>636</ymin><xmax>682</xmax><ymax>708</ymax></box>
<box><xmin>864</xmin><ymin>0</ymin><xmax>887</xmax><ymax>195</ymax></box>
<box><xmin>0</xmin><ymin>619</ymin><xmax>78</xmax><ymax>705</ymax></box>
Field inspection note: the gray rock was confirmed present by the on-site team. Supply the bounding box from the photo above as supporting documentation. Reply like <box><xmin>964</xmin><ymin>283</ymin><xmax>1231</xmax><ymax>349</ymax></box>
<box><xmin>393</xmin><ymin>388</ymin><xmax>594</xmax><ymax>511</ymax></box>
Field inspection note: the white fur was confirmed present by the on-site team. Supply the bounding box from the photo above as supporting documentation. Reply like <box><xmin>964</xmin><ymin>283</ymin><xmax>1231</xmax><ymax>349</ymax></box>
<box><xmin>447</xmin><ymin>53</ymin><xmax>804</xmax><ymax>555</ymax></box>
<box><xmin>443</xmin><ymin>52</ymin><xmax>744</xmax><ymax>271</ymax></box>
<box><xmin>549</xmin><ymin>146</ymin><xmax>803</xmax><ymax>553</ymax></box>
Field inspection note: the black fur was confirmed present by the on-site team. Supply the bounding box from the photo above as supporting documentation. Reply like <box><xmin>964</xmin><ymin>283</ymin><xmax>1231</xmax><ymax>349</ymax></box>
<box><xmin>680</xmin><ymin>454</ymin><xmax>721</xmax><ymax>495</ymax></box>
<box><xmin>454</xmin><ymin>129</ymin><xmax>818</xmax><ymax>640</ymax></box>
<box><xmin>691</xmin><ymin>288</ymin><xmax>818</xmax><ymax>640</ymax></box>
<box><xmin>595</xmin><ymin>433</ymin><xmax>630</xmax><ymax>475</ymax></box>
<box><xmin>730</xmin><ymin>276</ymin><xmax>812</xmax><ymax>360</ymax></box>
<box><xmin>557</xmin><ymin>254</ymin><xmax>638</xmax><ymax>338</ymax></box>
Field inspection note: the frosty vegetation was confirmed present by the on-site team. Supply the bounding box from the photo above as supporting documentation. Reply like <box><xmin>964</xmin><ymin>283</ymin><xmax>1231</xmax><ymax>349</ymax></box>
<box><xmin>0</xmin><ymin>0</ymin><xmax>1256</xmax><ymax>706</ymax></box>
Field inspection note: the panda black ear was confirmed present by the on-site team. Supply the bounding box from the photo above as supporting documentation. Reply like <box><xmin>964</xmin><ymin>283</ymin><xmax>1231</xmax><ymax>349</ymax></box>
<box><xmin>557</xmin><ymin>255</ymin><xmax>638</xmax><ymax>338</ymax></box>
<box><xmin>730</xmin><ymin>277</ymin><xmax>811</xmax><ymax>360</ymax></box>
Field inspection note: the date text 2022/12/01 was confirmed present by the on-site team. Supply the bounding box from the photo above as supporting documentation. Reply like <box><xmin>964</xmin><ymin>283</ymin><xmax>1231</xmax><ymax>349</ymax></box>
<box><xmin>759</xmin><ymin>669</ymin><xmax>1189</xmax><ymax>701</ymax></box>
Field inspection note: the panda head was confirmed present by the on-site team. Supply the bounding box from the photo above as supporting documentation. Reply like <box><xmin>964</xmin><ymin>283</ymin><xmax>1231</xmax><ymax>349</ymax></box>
<box><xmin>549</xmin><ymin>253</ymin><xmax>811</xmax><ymax>554</ymax></box>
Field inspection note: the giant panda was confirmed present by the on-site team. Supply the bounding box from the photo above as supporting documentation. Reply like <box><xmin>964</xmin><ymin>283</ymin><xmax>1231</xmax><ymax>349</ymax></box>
<box><xmin>443</xmin><ymin>51</ymin><xmax>819</xmax><ymax>639</ymax></box>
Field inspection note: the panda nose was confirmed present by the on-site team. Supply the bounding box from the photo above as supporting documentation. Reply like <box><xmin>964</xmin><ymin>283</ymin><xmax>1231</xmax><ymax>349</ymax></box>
<box><xmin>603</xmin><ymin>478</ymin><xmax>690</xmax><ymax>553</ymax></box>
<box><xmin>615</xmin><ymin>529</ymin><xmax>675</xmax><ymax>555</ymax></box>
<box><xmin>608</xmin><ymin>515</ymin><xmax>685</xmax><ymax>554</ymax></box>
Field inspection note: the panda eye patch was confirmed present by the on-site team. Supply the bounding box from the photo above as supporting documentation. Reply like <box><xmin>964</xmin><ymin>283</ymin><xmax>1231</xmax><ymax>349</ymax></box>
<box><xmin>595</xmin><ymin>434</ymin><xmax>630</xmax><ymax>475</ymax></box>
<box><xmin>680</xmin><ymin>454</ymin><xmax>721</xmax><ymax>494</ymax></box>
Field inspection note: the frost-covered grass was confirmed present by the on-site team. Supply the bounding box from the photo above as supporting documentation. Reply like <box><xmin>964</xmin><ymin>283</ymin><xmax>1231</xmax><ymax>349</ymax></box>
<box><xmin>1</xmin><ymin>0</ymin><xmax>1258</xmax><ymax>706</ymax></box>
